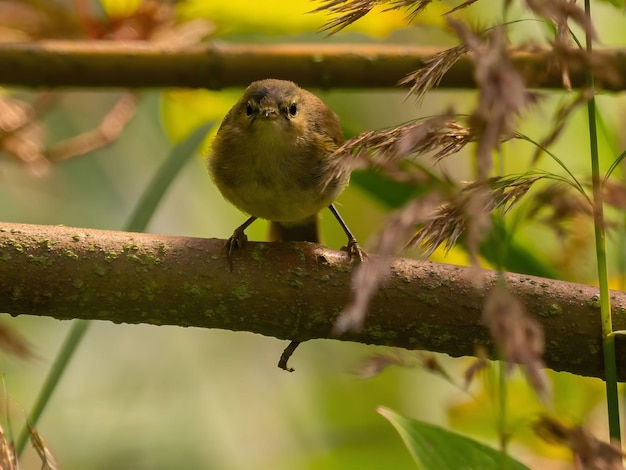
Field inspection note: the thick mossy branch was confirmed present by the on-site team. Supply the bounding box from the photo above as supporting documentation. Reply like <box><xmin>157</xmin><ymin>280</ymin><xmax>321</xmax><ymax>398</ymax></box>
<box><xmin>0</xmin><ymin>41</ymin><xmax>624</xmax><ymax>90</ymax></box>
<box><xmin>1</xmin><ymin>222</ymin><xmax>625</xmax><ymax>379</ymax></box>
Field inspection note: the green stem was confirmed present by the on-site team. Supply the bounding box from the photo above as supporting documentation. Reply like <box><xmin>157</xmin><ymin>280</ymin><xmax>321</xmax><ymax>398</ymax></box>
<box><xmin>584</xmin><ymin>0</ymin><xmax>621</xmax><ymax>443</ymax></box>
<box><xmin>15</xmin><ymin>122</ymin><xmax>213</xmax><ymax>456</ymax></box>
<box><xmin>15</xmin><ymin>320</ymin><xmax>90</xmax><ymax>454</ymax></box>
<box><xmin>498</xmin><ymin>360</ymin><xmax>508</xmax><ymax>464</ymax></box>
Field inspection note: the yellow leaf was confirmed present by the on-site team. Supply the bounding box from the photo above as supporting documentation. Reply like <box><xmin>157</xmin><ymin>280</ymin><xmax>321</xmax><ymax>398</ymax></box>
<box><xmin>160</xmin><ymin>89</ymin><xmax>239</xmax><ymax>143</ymax></box>
<box><xmin>177</xmin><ymin>0</ymin><xmax>415</xmax><ymax>37</ymax></box>
<box><xmin>99</xmin><ymin>0</ymin><xmax>142</xmax><ymax>18</ymax></box>
<box><xmin>448</xmin><ymin>365</ymin><xmax>605</xmax><ymax>460</ymax></box>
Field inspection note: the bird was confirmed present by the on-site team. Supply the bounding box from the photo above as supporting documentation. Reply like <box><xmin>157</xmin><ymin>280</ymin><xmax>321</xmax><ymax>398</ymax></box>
<box><xmin>208</xmin><ymin>79</ymin><xmax>364</xmax><ymax>372</ymax></box>
<box><xmin>209</xmin><ymin>78</ymin><xmax>362</xmax><ymax>262</ymax></box>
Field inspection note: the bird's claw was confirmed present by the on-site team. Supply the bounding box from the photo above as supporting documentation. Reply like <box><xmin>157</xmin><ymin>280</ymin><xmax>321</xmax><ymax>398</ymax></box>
<box><xmin>345</xmin><ymin>239</ymin><xmax>367</xmax><ymax>264</ymax></box>
<box><xmin>225</xmin><ymin>228</ymin><xmax>248</xmax><ymax>271</ymax></box>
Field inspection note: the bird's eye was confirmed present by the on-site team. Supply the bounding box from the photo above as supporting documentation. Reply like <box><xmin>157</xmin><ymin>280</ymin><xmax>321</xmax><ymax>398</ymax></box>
<box><xmin>289</xmin><ymin>103</ymin><xmax>297</xmax><ymax>117</ymax></box>
<box><xmin>245</xmin><ymin>102</ymin><xmax>253</xmax><ymax>116</ymax></box>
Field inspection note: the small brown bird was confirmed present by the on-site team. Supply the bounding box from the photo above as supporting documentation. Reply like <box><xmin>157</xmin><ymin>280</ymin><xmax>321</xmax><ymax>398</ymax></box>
<box><xmin>209</xmin><ymin>79</ymin><xmax>363</xmax><ymax>371</ymax></box>
<box><xmin>209</xmin><ymin>78</ymin><xmax>362</xmax><ymax>258</ymax></box>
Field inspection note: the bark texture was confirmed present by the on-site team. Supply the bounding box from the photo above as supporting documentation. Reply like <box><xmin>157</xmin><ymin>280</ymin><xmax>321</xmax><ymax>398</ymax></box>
<box><xmin>0</xmin><ymin>41</ymin><xmax>622</xmax><ymax>90</ymax></box>
<box><xmin>1</xmin><ymin>222</ymin><xmax>625</xmax><ymax>380</ymax></box>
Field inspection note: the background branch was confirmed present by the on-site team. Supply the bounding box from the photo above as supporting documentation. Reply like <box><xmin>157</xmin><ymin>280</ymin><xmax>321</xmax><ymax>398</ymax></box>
<box><xmin>2</xmin><ymin>222</ymin><xmax>625</xmax><ymax>379</ymax></box>
<box><xmin>1</xmin><ymin>41</ymin><xmax>624</xmax><ymax>89</ymax></box>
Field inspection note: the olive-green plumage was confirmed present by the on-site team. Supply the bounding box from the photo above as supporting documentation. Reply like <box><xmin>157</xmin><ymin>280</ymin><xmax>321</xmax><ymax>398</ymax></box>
<box><xmin>209</xmin><ymin>79</ymin><xmax>348</xmax><ymax>242</ymax></box>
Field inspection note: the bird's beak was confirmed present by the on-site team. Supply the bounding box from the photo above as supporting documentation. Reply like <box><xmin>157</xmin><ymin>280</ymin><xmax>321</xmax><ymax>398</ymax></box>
<box><xmin>261</xmin><ymin>108</ymin><xmax>279</xmax><ymax>119</ymax></box>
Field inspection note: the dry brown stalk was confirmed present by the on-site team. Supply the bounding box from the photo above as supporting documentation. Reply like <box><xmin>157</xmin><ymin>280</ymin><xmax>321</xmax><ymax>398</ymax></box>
<box><xmin>0</xmin><ymin>41</ymin><xmax>624</xmax><ymax>90</ymax></box>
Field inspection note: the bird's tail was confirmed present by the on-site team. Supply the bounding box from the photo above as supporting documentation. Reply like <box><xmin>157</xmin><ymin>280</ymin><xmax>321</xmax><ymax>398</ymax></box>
<box><xmin>268</xmin><ymin>214</ymin><xmax>320</xmax><ymax>243</ymax></box>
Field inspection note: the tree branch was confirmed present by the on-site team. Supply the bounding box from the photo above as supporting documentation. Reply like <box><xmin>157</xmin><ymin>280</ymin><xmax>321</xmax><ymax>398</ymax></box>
<box><xmin>0</xmin><ymin>41</ymin><xmax>624</xmax><ymax>90</ymax></box>
<box><xmin>1</xmin><ymin>222</ymin><xmax>624</xmax><ymax>379</ymax></box>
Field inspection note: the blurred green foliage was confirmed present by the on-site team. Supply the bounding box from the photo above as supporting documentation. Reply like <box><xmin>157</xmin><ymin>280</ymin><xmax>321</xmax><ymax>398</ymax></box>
<box><xmin>2</xmin><ymin>0</ymin><xmax>626</xmax><ymax>468</ymax></box>
<box><xmin>379</xmin><ymin>407</ymin><xmax>530</xmax><ymax>469</ymax></box>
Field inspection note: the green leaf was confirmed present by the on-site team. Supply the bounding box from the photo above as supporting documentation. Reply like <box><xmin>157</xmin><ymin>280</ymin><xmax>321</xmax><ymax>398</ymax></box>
<box><xmin>350</xmin><ymin>169</ymin><xmax>424</xmax><ymax>208</ymax></box>
<box><xmin>596</xmin><ymin>0</ymin><xmax>625</xmax><ymax>7</ymax></box>
<box><xmin>351</xmin><ymin>168</ymin><xmax>558</xmax><ymax>278</ymax></box>
<box><xmin>378</xmin><ymin>407</ymin><xmax>530</xmax><ymax>470</ymax></box>
<box><xmin>126</xmin><ymin>122</ymin><xmax>215</xmax><ymax>232</ymax></box>
<box><xmin>480</xmin><ymin>218</ymin><xmax>560</xmax><ymax>279</ymax></box>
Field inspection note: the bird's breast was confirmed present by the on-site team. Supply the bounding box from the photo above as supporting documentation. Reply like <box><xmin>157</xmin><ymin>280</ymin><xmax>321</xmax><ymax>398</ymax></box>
<box><xmin>211</xmin><ymin>125</ymin><xmax>347</xmax><ymax>223</ymax></box>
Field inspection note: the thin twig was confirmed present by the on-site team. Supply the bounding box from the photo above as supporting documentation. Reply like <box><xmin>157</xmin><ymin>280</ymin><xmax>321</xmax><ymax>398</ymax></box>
<box><xmin>0</xmin><ymin>41</ymin><xmax>623</xmax><ymax>90</ymax></box>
